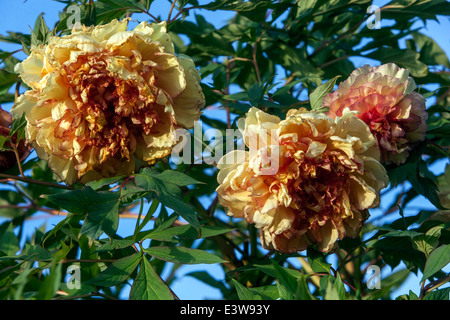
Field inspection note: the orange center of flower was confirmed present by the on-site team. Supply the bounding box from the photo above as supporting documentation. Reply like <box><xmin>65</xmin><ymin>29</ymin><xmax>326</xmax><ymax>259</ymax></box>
<box><xmin>295</xmin><ymin>157</ymin><xmax>350</xmax><ymax>227</ymax></box>
<box><xmin>270</xmin><ymin>142</ymin><xmax>359</xmax><ymax>231</ymax></box>
<box><xmin>355</xmin><ymin>91</ymin><xmax>407</xmax><ymax>153</ymax></box>
<box><xmin>61</xmin><ymin>53</ymin><xmax>161</xmax><ymax>163</ymax></box>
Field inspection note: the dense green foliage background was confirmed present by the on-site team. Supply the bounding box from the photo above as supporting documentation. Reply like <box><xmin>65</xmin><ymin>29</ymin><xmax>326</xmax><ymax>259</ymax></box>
<box><xmin>0</xmin><ymin>0</ymin><xmax>449</xmax><ymax>300</ymax></box>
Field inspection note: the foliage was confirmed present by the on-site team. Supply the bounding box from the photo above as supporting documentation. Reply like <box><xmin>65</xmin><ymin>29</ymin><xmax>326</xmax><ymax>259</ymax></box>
<box><xmin>0</xmin><ymin>0</ymin><xmax>449</xmax><ymax>301</ymax></box>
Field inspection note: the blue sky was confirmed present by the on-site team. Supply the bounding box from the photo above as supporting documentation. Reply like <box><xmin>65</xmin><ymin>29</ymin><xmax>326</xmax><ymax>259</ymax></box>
<box><xmin>0</xmin><ymin>0</ymin><xmax>449</xmax><ymax>300</ymax></box>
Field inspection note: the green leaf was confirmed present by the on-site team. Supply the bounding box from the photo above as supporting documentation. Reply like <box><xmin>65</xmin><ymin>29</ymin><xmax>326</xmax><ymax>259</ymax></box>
<box><xmin>0</xmin><ymin>222</ymin><xmax>19</xmax><ymax>256</ymax></box>
<box><xmin>84</xmin><ymin>0</ymin><xmax>97</xmax><ymax>26</ymax></box>
<box><xmin>134</xmin><ymin>223</ymin><xmax>234</xmax><ymax>244</ymax></box>
<box><xmin>412</xmin><ymin>225</ymin><xmax>443</xmax><ymax>257</ymax></box>
<box><xmin>129</xmin><ymin>255</ymin><xmax>174</xmax><ymax>300</ymax></box>
<box><xmin>45</xmin><ymin>187</ymin><xmax>120</xmax><ymax>241</ymax></box>
<box><xmin>80</xmin><ymin>200</ymin><xmax>119</xmax><ymax>241</ymax></box>
<box><xmin>0</xmin><ymin>69</ymin><xmax>18</xmax><ymax>94</ymax></box>
<box><xmin>44</xmin><ymin>187</ymin><xmax>119</xmax><ymax>215</ymax></box>
<box><xmin>133</xmin><ymin>227</ymin><xmax>179</xmax><ymax>243</ymax></box>
<box><xmin>269</xmin><ymin>260</ymin><xmax>301</xmax><ymax>299</ymax></box>
<box><xmin>232</xmin><ymin>279</ymin><xmax>264</xmax><ymax>300</ymax></box>
<box><xmin>381</xmin><ymin>0</ymin><xmax>450</xmax><ymax>22</ymax></box>
<box><xmin>52</xmin><ymin>240</ymin><xmax>73</xmax><ymax>262</ymax></box>
<box><xmin>199</xmin><ymin>0</ymin><xmax>265</xmax><ymax>11</ymax></box>
<box><xmin>366</xmin><ymin>268</ymin><xmax>412</xmax><ymax>300</ymax></box>
<box><xmin>156</xmin><ymin>170</ymin><xmax>204</xmax><ymax>187</ymax></box>
<box><xmin>0</xmin><ymin>193</ymin><xmax>25</xmax><ymax>218</ymax></box>
<box><xmin>186</xmin><ymin>271</ymin><xmax>229</xmax><ymax>292</ymax></box>
<box><xmin>366</xmin><ymin>48</ymin><xmax>428</xmax><ymax>77</ymax></box>
<box><xmin>85</xmin><ymin>175</ymin><xmax>126</xmax><ymax>190</ymax></box>
<box><xmin>95</xmin><ymin>0</ymin><xmax>144</xmax><ymax>24</ymax></box>
<box><xmin>412</xmin><ymin>32</ymin><xmax>450</xmax><ymax>67</ymax></box>
<box><xmin>254</xmin><ymin>262</ymin><xmax>302</xmax><ymax>280</ymax></box>
<box><xmin>134</xmin><ymin>168</ymin><xmax>200</xmax><ymax>233</ymax></box>
<box><xmin>42</xmin><ymin>214</ymin><xmax>72</xmax><ymax>247</ymax></box>
<box><xmin>37</xmin><ymin>261</ymin><xmax>62</xmax><ymax>300</ymax></box>
<box><xmin>135</xmin><ymin>199</ymin><xmax>160</xmax><ymax>235</ymax></box>
<box><xmin>21</xmin><ymin>243</ymin><xmax>53</xmax><ymax>261</ymax></box>
<box><xmin>423</xmin><ymin>287</ymin><xmax>450</xmax><ymax>300</ymax></box>
<box><xmin>144</xmin><ymin>246</ymin><xmax>227</xmax><ymax>264</ymax></box>
<box><xmin>309</xmin><ymin>76</ymin><xmax>340</xmax><ymax>110</ymax></box>
<box><xmin>30</xmin><ymin>13</ymin><xmax>51</xmax><ymax>46</ymax></box>
<box><xmin>324</xmin><ymin>273</ymin><xmax>346</xmax><ymax>300</ymax></box>
<box><xmin>422</xmin><ymin>244</ymin><xmax>450</xmax><ymax>281</ymax></box>
<box><xmin>88</xmin><ymin>253</ymin><xmax>141</xmax><ymax>287</ymax></box>
<box><xmin>396</xmin><ymin>290</ymin><xmax>419</xmax><ymax>300</ymax></box>
<box><xmin>9</xmin><ymin>113</ymin><xmax>26</xmax><ymax>142</ymax></box>
<box><xmin>222</xmin><ymin>91</ymin><xmax>250</xmax><ymax>101</ymax></box>
<box><xmin>95</xmin><ymin>239</ymin><xmax>136</xmax><ymax>252</ymax></box>
<box><xmin>373</xmin><ymin>236</ymin><xmax>425</xmax><ymax>272</ymax></box>
<box><xmin>307</xmin><ymin>247</ymin><xmax>331</xmax><ymax>273</ymax></box>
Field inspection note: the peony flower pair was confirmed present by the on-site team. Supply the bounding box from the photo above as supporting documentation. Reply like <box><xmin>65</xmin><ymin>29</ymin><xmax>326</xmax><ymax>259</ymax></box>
<box><xmin>216</xmin><ymin>63</ymin><xmax>428</xmax><ymax>253</ymax></box>
<box><xmin>12</xmin><ymin>19</ymin><xmax>205</xmax><ymax>185</ymax></box>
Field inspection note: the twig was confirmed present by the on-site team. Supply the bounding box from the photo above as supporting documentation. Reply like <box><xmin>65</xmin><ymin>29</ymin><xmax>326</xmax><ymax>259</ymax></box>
<box><xmin>420</xmin><ymin>274</ymin><xmax>450</xmax><ymax>299</ymax></box>
<box><xmin>167</xmin><ymin>0</ymin><xmax>177</xmax><ymax>22</ymax></box>
<box><xmin>11</xmin><ymin>144</ymin><xmax>25</xmax><ymax>177</ymax></box>
<box><xmin>169</xmin><ymin>6</ymin><xmax>200</xmax><ymax>23</ymax></box>
<box><xmin>0</xmin><ymin>173</ymin><xmax>73</xmax><ymax>190</ymax></box>
<box><xmin>252</xmin><ymin>30</ymin><xmax>267</xmax><ymax>83</ymax></box>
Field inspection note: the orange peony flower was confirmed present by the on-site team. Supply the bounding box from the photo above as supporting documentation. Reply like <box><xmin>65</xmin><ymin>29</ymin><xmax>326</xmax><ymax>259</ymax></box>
<box><xmin>216</xmin><ymin>107</ymin><xmax>388</xmax><ymax>253</ymax></box>
<box><xmin>323</xmin><ymin>63</ymin><xmax>428</xmax><ymax>165</ymax></box>
<box><xmin>11</xmin><ymin>19</ymin><xmax>205</xmax><ymax>184</ymax></box>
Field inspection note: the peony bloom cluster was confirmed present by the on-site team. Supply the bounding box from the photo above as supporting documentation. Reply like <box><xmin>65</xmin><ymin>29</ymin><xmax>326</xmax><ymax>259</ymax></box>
<box><xmin>216</xmin><ymin>107</ymin><xmax>388</xmax><ymax>252</ymax></box>
<box><xmin>323</xmin><ymin>63</ymin><xmax>428</xmax><ymax>165</ymax></box>
<box><xmin>0</xmin><ymin>106</ymin><xmax>30</xmax><ymax>172</ymax></box>
<box><xmin>12</xmin><ymin>19</ymin><xmax>204</xmax><ymax>185</ymax></box>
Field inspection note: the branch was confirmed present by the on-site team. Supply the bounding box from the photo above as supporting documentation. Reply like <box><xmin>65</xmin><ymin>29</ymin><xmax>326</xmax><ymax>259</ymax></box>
<box><xmin>0</xmin><ymin>173</ymin><xmax>73</xmax><ymax>190</ymax></box>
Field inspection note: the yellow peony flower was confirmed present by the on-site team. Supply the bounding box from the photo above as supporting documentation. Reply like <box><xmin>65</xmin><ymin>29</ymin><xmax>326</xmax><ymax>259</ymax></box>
<box><xmin>323</xmin><ymin>63</ymin><xmax>428</xmax><ymax>165</ymax></box>
<box><xmin>12</xmin><ymin>19</ymin><xmax>205</xmax><ymax>185</ymax></box>
<box><xmin>216</xmin><ymin>107</ymin><xmax>388</xmax><ymax>253</ymax></box>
